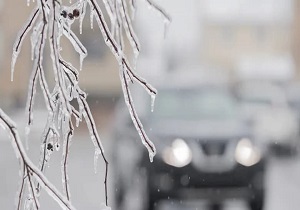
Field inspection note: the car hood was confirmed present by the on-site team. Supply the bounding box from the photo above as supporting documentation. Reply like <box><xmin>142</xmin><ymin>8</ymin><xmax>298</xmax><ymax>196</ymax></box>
<box><xmin>149</xmin><ymin>118</ymin><xmax>250</xmax><ymax>140</ymax></box>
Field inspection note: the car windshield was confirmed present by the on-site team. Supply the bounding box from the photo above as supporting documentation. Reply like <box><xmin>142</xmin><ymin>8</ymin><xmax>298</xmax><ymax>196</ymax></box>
<box><xmin>241</xmin><ymin>96</ymin><xmax>273</xmax><ymax>106</ymax></box>
<box><xmin>153</xmin><ymin>89</ymin><xmax>238</xmax><ymax>120</ymax></box>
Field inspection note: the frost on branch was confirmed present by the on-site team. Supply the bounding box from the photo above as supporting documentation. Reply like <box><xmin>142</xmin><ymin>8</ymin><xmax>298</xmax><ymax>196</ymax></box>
<box><xmin>10</xmin><ymin>0</ymin><xmax>169</xmax><ymax>209</ymax></box>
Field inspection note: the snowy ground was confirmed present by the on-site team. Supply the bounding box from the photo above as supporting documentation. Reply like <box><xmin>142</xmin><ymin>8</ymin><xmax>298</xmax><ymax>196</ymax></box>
<box><xmin>1</xmin><ymin>111</ymin><xmax>300</xmax><ymax>210</ymax></box>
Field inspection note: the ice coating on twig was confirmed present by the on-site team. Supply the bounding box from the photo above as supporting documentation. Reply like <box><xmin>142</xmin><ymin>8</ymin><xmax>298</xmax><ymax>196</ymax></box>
<box><xmin>0</xmin><ymin>108</ymin><xmax>76</xmax><ymax>210</ymax></box>
<box><xmin>25</xmin><ymin>126</ymin><xmax>31</xmax><ymax>150</ymax></box>
<box><xmin>90</xmin><ymin>8</ymin><xmax>94</xmax><ymax>29</ymax></box>
<box><xmin>118</xmin><ymin>0</ymin><xmax>140</xmax><ymax>57</ymax></box>
<box><xmin>129</xmin><ymin>0</ymin><xmax>136</xmax><ymax>20</ymax></box>
<box><xmin>61</xmin><ymin>117</ymin><xmax>73</xmax><ymax>201</ymax></box>
<box><xmin>9</xmin><ymin>0</ymin><xmax>168</xmax><ymax>208</ymax></box>
<box><xmin>119</xmin><ymin>69</ymin><xmax>156</xmax><ymax>161</ymax></box>
<box><xmin>94</xmin><ymin>148</ymin><xmax>101</xmax><ymax>174</ymax></box>
<box><xmin>150</xmin><ymin>94</ymin><xmax>156</xmax><ymax>112</ymax></box>
<box><xmin>11</xmin><ymin>7</ymin><xmax>39</xmax><ymax>81</ymax></box>
<box><xmin>144</xmin><ymin>0</ymin><xmax>171</xmax><ymax>23</ymax></box>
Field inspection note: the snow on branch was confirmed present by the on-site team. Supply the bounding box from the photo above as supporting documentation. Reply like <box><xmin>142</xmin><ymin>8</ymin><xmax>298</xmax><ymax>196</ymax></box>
<box><xmin>9</xmin><ymin>0</ymin><xmax>169</xmax><ymax>209</ymax></box>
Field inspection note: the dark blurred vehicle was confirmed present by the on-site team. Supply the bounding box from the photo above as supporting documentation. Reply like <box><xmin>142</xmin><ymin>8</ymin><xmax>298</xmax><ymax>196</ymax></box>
<box><xmin>112</xmin><ymin>81</ymin><xmax>266</xmax><ymax>210</ymax></box>
<box><xmin>286</xmin><ymin>82</ymin><xmax>300</xmax><ymax>132</ymax></box>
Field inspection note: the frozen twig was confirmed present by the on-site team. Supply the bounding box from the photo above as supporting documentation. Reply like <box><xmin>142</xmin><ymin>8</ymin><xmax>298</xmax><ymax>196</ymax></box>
<box><xmin>120</xmin><ymin>69</ymin><xmax>156</xmax><ymax>160</ymax></box>
<box><xmin>118</xmin><ymin>0</ymin><xmax>140</xmax><ymax>55</ymax></box>
<box><xmin>144</xmin><ymin>0</ymin><xmax>171</xmax><ymax>23</ymax></box>
<box><xmin>0</xmin><ymin>108</ymin><xmax>76</xmax><ymax>210</ymax></box>
<box><xmin>9</xmin><ymin>0</ymin><xmax>168</xmax><ymax>208</ymax></box>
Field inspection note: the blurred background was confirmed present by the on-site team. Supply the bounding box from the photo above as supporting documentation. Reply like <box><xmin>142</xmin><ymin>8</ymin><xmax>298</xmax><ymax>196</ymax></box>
<box><xmin>1</xmin><ymin>0</ymin><xmax>300</xmax><ymax>210</ymax></box>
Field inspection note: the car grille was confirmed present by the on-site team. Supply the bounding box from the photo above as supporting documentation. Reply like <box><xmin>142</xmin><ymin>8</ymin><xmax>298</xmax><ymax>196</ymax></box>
<box><xmin>201</xmin><ymin>141</ymin><xmax>227</xmax><ymax>156</ymax></box>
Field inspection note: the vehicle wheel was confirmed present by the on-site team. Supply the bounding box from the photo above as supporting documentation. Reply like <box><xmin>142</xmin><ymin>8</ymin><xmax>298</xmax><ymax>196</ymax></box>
<box><xmin>114</xmin><ymin>179</ymin><xmax>125</xmax><ymax>210</ymax></box>
<box><xmin>209</xmin><ymin>203</ymin><xmax>222</xmax><ymax>210</ymax></box>
<box><xmin>249</xmin><ymin>195</ymin><xmax>264</xmax><ymax>210</ymax></box>
<box><xmin>139</xmin><ymin>169</ymin><xmax>158</xmax><ymax>210</ymax></box>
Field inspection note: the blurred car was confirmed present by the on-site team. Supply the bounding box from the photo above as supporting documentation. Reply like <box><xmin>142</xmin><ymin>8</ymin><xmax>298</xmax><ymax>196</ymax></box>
<box><xmin>237</xmin><ymin>82</ymin><xmax>299</xmax><ymax>154</ymax></box>
<box><xmin>112</xmin><ymin>81</ymin><xmax>266</xmax><ymax>210</ymax></box>
<box><xmin>286</xmin><ymin>82</ymin><xmax>300</xmax><ymax>130</ymax></box>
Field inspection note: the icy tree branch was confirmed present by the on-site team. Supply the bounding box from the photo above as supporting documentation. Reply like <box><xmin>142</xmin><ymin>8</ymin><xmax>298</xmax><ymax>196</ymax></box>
<box><xmin>9</xmin><ymin>0</ymin><xmax>168</xmax><ymax>208</ymax></box>
<box><xmin>0</xmin><ymin>109</ymin><xmax>76</xmax><ymax>210</ymax></box>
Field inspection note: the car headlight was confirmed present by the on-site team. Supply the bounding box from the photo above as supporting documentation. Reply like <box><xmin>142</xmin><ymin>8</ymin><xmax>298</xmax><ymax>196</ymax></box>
<box><xmin>162</xmin><ymin>138</ymin><xmax>192</xmax><ymax>168</ymax></box>
<box><xmin>235</xmin><ymin>138</ymin><xmax>261</xmax><ymax>167</ymax></box>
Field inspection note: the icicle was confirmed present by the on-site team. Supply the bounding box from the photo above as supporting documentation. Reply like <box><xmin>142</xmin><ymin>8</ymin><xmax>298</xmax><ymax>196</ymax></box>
<box><xmin>163</xmin><ymin>18</ymin><xmax>171</xmax><ymax>38</ymax></box>
<box><xmin>90</xmin><ymin>9</ymin><xmax>94</xmax><ymax>29</ymax></box>
<box><xmin>11</xmin><ymin>52</ymin><xmax>18</xmax><ymax>81</ymax></box>
<box><xmin>79</xmin><ymin>16</ymin><xmax>83</xmax><ymax>34</ymax></box>
<box><xmin>100</xmin><ymin>203</ymin><xmax>111</xmax><ymax>210</ymax></box>
<box><xmin>0</xmin><ymin>121</ymin><xmax>5</xmax><ymax>130</ymax></box>
<box><xmin>94</xmin><ymin>148</ymin><xmax>101</xmax><ymax>174</ymax></box>
<box><xmin>12</xmin><ymin>7</ymin><xmax>39</xmax><ymax>81</ymax></box>
<box><xmin>27</xmin><ymin>0</ymin><xmax>30</xmax><ymax>6</ymax></box>
<box><xmin>130</xmin><ymin>0</ymin><xmax>136</xmax><ymax>20</ymax></box>
<box><xmin>58</xmin><ymin>109</ymin><xmax>62</xmax><ymax>130</ymax></box>
<box><xmin>150</xmin><ymin>94</ymin><xmax>156</xmax><ymax>112</ymax></box>
<box><xmin>149</xmin><ymin>152</ymin><xmax>154</xmax><ymax>163</ymax></box>
<box><xmin>90</xmin><ymin>134</ymin><xmax>97</xmax><ymax>148</ymax></box>
<box><xmin>144</xmin><ymin>0</ymin><xmax>171</xmax><ymax>33</ymax></box>
<box><xmin>75</xmin><ymin>117</ymin><xmax>80</xmax><ymax>127</ymax></box>
<box><xmin>70</xmin><ymin>0</ymin><xmax>72</xmax><ymax>3</ymax></box>
<box><xmin>25</xmin><ymin>126</ymin><xmax>31</xmax><ymax>150</ymax></box>
<box><xmin>68</xmin><ymin>23</ymin><xmax>72</xmax><ymax>36</ymax></box>
<box><xmin>79</xmin><ymin>54</ymin><xmax>84</xmax><ymax>71</ymax></box>
<box><xmin>30</xmin><ymin>34</ymin><xmax>35</xmax><ymax>61</ymax></box>
<box><xmin>79</xmin><ymin>1</ymin><xmax>87</xmax><ymax>34</ymax></box>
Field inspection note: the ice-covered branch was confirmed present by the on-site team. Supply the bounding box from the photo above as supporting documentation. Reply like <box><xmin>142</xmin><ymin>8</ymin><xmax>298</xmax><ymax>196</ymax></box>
<box><xmin>144</xmin><ymin>0</ymin><xmax>171</xmax><ymax>23</ymax></box>
<box><xmin>61</xmin><ymin>59</ymin><xmax>109</xmax><ymax>205</ymax></box>
<box><xmin>0</xmin><ymin>108</ymin><xmax>76</xmax><ymax>210</ymax></box>
<box><xmin>11</xmin><ymin>7</ymin><xmax>39</xmax><ymax>81</ymax></box>
<box><xmin>9</xmin><ymin>0</ymin><xmax>168</xmax><ymax>208</ymax></box>
<box><xmin>119</xmin><ymin>69</ymin><xmax>156</xmax><ymax>161</ymax></box>
<box><xmin>118</xmin><ymin>0</ymin><xmax>140</xmax><ymax>55</ymax></box>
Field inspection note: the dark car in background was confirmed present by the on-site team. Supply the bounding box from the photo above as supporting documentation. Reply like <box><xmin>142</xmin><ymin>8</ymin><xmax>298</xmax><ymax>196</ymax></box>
<box><xmin>112</xmin><ymin>82</ymin><xmax>266</xmax><ymax>210</ymax></box>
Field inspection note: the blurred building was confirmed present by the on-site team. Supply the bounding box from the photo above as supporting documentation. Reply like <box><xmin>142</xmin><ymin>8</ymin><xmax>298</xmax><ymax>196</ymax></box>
<box><xmin>2</xmin><ymin>0</ymin><xmax>300</xmax><ymax>109</ymax></box>
<box><xmin>0</xmin><ymin>1</ymin><xmax>33</xmax><ymax>108</ymax></box>
<box><xmin>292</xmin><ymin>0</ymin><xmax>300</xmax><ymax>78</ymax></box>
<box><xmin>0</xmin><ymin>1</ymin><xmax>121</xmax><ymax>110</ymax></box>
<box><xmin>134</xmin><ymin>0</ymin><xmax>299</xmax><ymax>82</ymax></box>
<box><xmin>200</xmin><ymin>0</ymin><xmax>295</xmax><ymax>77</ymax></box>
